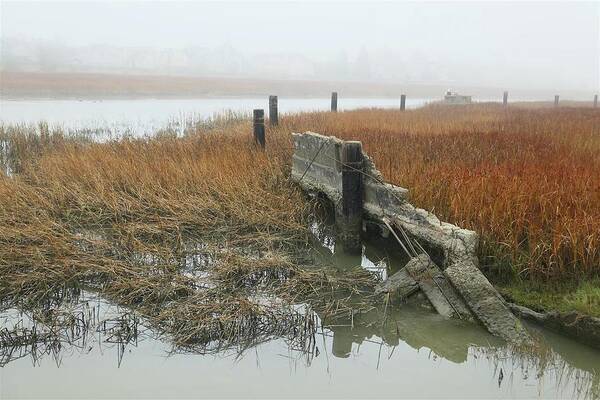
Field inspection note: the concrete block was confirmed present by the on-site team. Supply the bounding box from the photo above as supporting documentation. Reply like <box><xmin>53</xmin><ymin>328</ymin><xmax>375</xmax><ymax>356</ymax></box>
<box><xmin>444</xmin><ymin>257</ymin><xmax>532</xmax><ymax>346</ymax></box>
<box><xmin>404</xmin><ymin>254</ymin><xmax>474</xmax><ymax>321</ymax></box>
<box><xmin>374</xmin><ymin>268</ymin><xmax>419</xmax><ymax>300</ymax></box>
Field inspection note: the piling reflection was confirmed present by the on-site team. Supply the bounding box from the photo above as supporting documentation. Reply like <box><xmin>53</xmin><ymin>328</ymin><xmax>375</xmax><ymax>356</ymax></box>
<box><xmin>323</xmin><ymin>304</ymin><xmax>502</xmax><ymax>362</ymax></box>
<box><xmin>316</xmin><ymin>304</ymin><xmax>600</xmax><ymax>398</ymax></box>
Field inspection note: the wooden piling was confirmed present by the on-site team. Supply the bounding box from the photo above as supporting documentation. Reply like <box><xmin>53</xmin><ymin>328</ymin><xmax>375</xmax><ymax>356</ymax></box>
<box><xmin>337</xmin><ymin>141</ymin><xmax>363</xmax><ymax>253</ymax></box>
<box><xmin>253</xmin><ymin>109</ymin><xmax>265</xmax><ymax>148</ymax></box>
<box><xmin>594</xmin><ymin>94</ymin><xmax>598</xmax><ymax>108</ymax></box>
<box><xmin>503</xmin><ymin>91</ymin><xmax>508</xmax><ymax>106</ymax></box>
<box><xmin>400</xmin><ymin>94</ymin><xmax>406</xmax><ymax>111</ymax></box>
<box><xmin>331</xmin><ymin>92</ymin><xmax>338</xmax><ymax>112</ymax></box>
<box><xmin>269</xmin><ymin>95</ymin><xmax>278</xmax><ymax>126</ymax></box>
<box><xmin>554</xmin><ymin>95</ymin><xmax>559</xmax><ymax>107</ymax></box>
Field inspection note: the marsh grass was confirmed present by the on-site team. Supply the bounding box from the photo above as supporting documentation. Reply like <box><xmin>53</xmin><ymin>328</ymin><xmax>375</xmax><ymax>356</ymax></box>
<box><xmin>278</xmin><ymin>105</ymin><xmax>600</xmax><ymax>288</ymax></box>
<box><xmin>1</xmin><ymin>103</ymin><xmax>599</xmax><ymax>354</ymax></box>
<box><xmin>0</xmin><ymin>114</ymin><xmax>382</xmax><ymax>355</ymax></box>
<box><xmin>500</xmin><ymin>279</ymin><xmax>600</xmax><ymax>317</ymax></box>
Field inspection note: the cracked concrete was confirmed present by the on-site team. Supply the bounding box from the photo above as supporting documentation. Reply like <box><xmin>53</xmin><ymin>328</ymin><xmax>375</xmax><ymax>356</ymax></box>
<box><xmin>375</xmin><ymin>268</ymin><xmax>419</xmax><ymax>300</ymax></box>
<box><xmin>292</xmin><ymin>131</ymin><xmax>533</xmax><ymax>346</ymax></box>
<box><xmin>404</xmin><ymin>254</ymin><xmax>475</xmax><ymax>322</ymax></box>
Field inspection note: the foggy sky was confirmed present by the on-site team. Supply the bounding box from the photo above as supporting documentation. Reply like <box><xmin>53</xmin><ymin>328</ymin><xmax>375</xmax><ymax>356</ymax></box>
<box><xmin>1</xmin><ymin>1</ymin><xmax>599</xmax><ymax>92</ymax></box>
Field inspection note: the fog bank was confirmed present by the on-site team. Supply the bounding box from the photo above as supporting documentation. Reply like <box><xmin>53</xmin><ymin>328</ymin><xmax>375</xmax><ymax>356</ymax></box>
<box><xmin>1</xmin><ymin>1</ymin><xmax>598</xmax><ymax>93</ymax></box>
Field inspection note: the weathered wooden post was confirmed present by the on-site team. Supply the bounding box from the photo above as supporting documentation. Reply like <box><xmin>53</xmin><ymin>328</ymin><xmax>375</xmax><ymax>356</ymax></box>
<box><xmin>269</xmin><ymin>95</ymin><xmax>278</xmax><ymax>126</ymax></box>
<box><xmin>253</xmin><ymin>109</ymin><xmax>265</xmax><ymax>148</ymax></box>
<box><xmin>503</xmin><ymin>91</ymin><xmax>508</xmax><ymax>106</ymax></box>
<box><xmin>400</xmin><ymin>94</ymin><xmax>406</xmax><ymax>111</ymax></box>
<box><xmin>337</xmin><ymin>141</ymin><xmax>363</xmax><ymax>253</ymax></box>
<box><xmin>331</xmin><ymin>92</ymin><xmax>338</xmax><ymax>112</ymax></box>
<box><xmin>554</xmin><ymin>95</ymin><xmax>560</xmax><ymax>107</ymax></box>
<box><xmin>594</xmin><ymin>94</ymin><xmax>598</xmax><ymax>108</ymax></box>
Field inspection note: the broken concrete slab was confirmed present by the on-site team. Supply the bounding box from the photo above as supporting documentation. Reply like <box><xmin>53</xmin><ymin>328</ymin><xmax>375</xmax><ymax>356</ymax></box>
<box><xmin>404</xmin><ymin>254</ymin><xmax>474</xmax><ymax>321</ymax></box>
<box><xmin>374</xmin><ymin>268</ymin><xmax>419</xmax><ymax>300</ymax></box>
<box><xmin>292</xmin><ymin>132</ymin><xmax>409</xmax><ymax>217</ymax></box>
<box><xmin>291</xmin><ymin>131</ymin><xmax>533</xmax><ymax>346</ymax></box>
<box><xmin>444</xmin><ymin>256</ymin><xmax>532</xmax><ymax>346</ymax></box>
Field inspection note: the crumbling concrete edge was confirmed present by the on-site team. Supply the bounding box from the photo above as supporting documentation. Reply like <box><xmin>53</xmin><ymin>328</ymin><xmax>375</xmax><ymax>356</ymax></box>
<box><xmin>366</xmin><ymin>202</ymin><xmax>532</xmax><ymax>346</ymax></box>
<box><xmin>360</xmin><ymin>167</ymin><xmax>531</xmax><ymax>345</ymax></box>
<box><xmin>292</xmin><ymin>131</ymin><xmax>533</xmax><ymax>346</ymax></box>
<box><xmin>509</xmin><ymin>303</ymin><xmax>600</xmax><ymax>349</ymax></box>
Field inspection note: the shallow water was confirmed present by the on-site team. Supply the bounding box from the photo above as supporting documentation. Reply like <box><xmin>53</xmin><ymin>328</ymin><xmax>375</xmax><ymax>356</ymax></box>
<box><xmin>1</xmin><ymin>235</ymin><xmax>599</xmax><ymax>399</ymax></box>
<box><xmin>0</xmin><ymin>97</ymin><xmax>432</xmax><ymax>138</ymax></box>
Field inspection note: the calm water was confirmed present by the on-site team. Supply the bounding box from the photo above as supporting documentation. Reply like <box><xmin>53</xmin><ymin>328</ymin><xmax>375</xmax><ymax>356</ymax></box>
<box><xmin>0</xmin><ymin>97</ymin><xmax>432</xmax><ymax>137</ymax></box>
<box><xmin>1</xmin><ymin>234</ymin><xmax>599</xmax><ymax>399</ymax></box>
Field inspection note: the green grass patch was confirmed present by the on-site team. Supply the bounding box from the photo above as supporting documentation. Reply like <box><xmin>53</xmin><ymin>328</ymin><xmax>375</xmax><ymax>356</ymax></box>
<box><xmin>499</xmin><ymin>279</ymin><xmax>600</xmax><ymax>318</ymax></box>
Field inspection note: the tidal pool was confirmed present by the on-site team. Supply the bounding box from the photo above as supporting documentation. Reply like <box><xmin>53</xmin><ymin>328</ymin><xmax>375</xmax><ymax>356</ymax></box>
<box><xmin>1</xmin><ymin>235</ymin><xmax>599</xmax><ymax>399</ymax></box>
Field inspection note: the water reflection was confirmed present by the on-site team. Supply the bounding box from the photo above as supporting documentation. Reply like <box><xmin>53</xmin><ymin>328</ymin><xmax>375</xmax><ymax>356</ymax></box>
<box><xmin>1</xmin><ymin>227</ymin><xmax>599</xmax><ymax>398</ymax></box>
<box><xmin>310</xmin><ymin>219</ymin><xmax>411</xmax><ymax>282</ymax></box>
<box><xmin>1</xmin><ymin>290</ymin><xmax>599</xmax><ymax>398</ymax></box>
<box><xmin>0</xmin><ymin>297</ymin><xmax>600</xmax><ymax>398</ymax></box>
<box><xmin>0</xmin><ymin>294</ymin><xmax>147</xmax><ymax>368</ymax></box>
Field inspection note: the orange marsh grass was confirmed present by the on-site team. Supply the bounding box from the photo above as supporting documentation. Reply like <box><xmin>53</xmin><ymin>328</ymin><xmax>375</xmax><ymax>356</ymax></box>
<box><xmin>1</xmin><ymin>103</ymin><xmax>599</xmax><ymax>300</ymax></box>
<box><xmin>278</xmin><ymin>104</ymin><xmax>600</xmax><ymax>284</ymax></box>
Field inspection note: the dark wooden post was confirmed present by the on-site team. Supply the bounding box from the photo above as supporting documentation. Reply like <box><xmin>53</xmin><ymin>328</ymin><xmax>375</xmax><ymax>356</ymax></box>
<box><xmin>503</xmin><ymin>91</ymin><xmax>508</xmax><ymax>106</ymax></box>
<box><xmin>337</xmin><ymin>141</ymin><xmax>363</xmax><ymax>253</ymax></box>
<box><xmin>554</xmin><ymin>95</ymin><xmax>559</xmax><ymax>107</ymax></box>
<box><xmin>400</xmin><ymin>94</ymin><xmax>406</xmax><ymax>111</ymax></box>
<box><xmin>253</xmin><ymin>109</ymin><xmax>265</xmax><ymax>148</ymax></box>
<box><xmin>269</xmin><ymin>95</ymin><xmax>278</xmax><ymax>126</ymax></box>
<box><xmin>594</xmin><ymin>94</ymin><xmax>598</xmax><ymax>108</ymax></box>
<box><xmin>331</xmin><ymin>92</ymin><xmax>338</xmax><ymax>112</ymax></box>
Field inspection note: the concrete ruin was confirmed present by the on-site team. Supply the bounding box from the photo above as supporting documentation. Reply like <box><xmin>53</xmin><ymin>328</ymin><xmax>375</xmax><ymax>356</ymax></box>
<box><xmin>292</xmin><ymin>131</ymin><xmax>532</xmax><ymax>346</ymax></box>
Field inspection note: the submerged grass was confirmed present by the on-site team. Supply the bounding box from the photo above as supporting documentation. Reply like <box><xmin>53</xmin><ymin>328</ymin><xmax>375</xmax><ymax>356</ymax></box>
<box><xmin>0</xmin><ymin>117</ymin><xmax>381</xmax><ymax>354</ymax></box>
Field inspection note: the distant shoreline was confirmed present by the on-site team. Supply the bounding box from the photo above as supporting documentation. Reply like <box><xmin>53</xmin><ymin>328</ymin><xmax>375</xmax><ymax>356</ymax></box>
<box><xmin>2</xmin><ymin>71</ymin><xmax>595</xmax><ymax>102</ymax></box>
<box><xmin>0</xmin><ymin>94</ymin><xmax>433</xmax><ymax>101</ymax></box>
<box><xmin>0</xmin><ymin>71</ymin><xmax>433</xmax><ymax>100</ymax></box>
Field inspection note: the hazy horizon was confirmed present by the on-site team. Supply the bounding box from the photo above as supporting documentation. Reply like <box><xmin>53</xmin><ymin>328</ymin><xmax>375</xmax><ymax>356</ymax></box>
<box><xmin>1</xmin><ymin>1</ymin><xmax>599</xmax><ymax>93</ymax></box>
